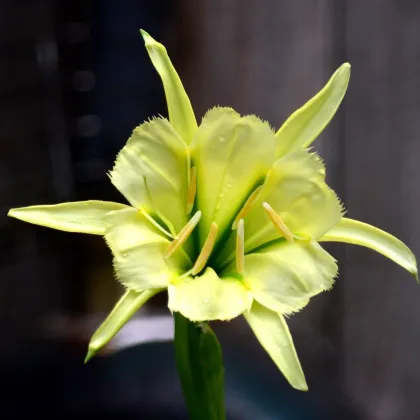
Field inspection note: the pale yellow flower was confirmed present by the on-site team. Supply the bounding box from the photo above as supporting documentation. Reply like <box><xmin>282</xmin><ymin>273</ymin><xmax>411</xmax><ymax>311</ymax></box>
<box><xmin>8</xmin><ymin>30</ymin><xmax>417</xmax><ymax>391</ymax></box>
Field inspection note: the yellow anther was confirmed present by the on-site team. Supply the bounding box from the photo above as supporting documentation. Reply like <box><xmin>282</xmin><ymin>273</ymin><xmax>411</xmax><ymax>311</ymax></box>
<box><xmin>232</xmin><ymin>186</ymin><xmax>262</xmax><ymax>229</ymax></box>
<box><xmin>191</xmin><ymin>222</ymin><xmax>218</xmax><ymax>275</ymax></box>
<box><xmin>186</xmin><ymin>166</ymin><xmax>197</xmax><ymax>214</ymax></box>
<box><xmin>164</xmin><ymin>210</ymin><xmax>201</xmax><ymax>259</ymax></box>
<box><xmin>262</xmin><ymin>202</ymin><xmax>294</xmax><ymax>242</ymax></box>
<box><xmin>236</xmin><ymin>219</ymin><xmax>245</xmax><ymax>274</ymax></box>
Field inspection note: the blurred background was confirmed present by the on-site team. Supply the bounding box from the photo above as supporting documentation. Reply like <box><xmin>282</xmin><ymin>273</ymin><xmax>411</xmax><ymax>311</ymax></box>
<box><xmin>1</xmin><ymin>0</ymin><xmax>420</xmax><ymax>419</ymax></box>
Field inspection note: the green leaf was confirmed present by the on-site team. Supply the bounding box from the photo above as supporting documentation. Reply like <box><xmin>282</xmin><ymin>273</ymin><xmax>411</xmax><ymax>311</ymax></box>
<box><xmin>244</xmin><ymin>301</ymin><xmax>308</xmax><ymax>391</ymax></box>
<box><xmin>234</xmin><ymin>240</ymin><xmax>337</xmax><ymax>314</ymax></box>
<box><xmin>168</xmin><ymin>267</ymin><xmax>252</xmax><ymax>321</ymax></box>
<box><xmin>140</xmin><ymin>29</ymin><xmax>197</xmax><ymax>144</ymax></box>
<box><xmin>174</xmin><ymin>313</ymin><xmax>226</xmax><ymax>420</ymax></box>
<box><xmin>105</xmin><ymin>208</ymin><xmax>190</xmax><ymax>291</ymax></box>
<box><xmin>85</xmin><ymin>288</ymin><xmax>160</xmax><ymax>362</ymax></box>
<box><xmin>275</xmin><ymin>63</ymin><xmax>351</xmax><ymax>157</ymax></box>
<box><xmin>320</xmin><ymin>217</ymin><xmax>418</xmax><ymax>281</ymax></box>
<box><xmin>110</xmin><ymin>117</ymin><xmax>189</xmax><ymax>234</ymax></box>
<box><xmin>192</xmin><ymin>107</ymin><xmax>277</xmax><ymax>248</ymax></box>
<box><xmin>8</xmin><ymin>201</ymin><xmax>128</xmax><ymax>235</ymax></box>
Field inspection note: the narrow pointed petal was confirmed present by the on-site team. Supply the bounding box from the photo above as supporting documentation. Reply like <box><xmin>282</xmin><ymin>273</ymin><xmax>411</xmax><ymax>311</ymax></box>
<box><xmin>168</xmin><ymin>267</ymin><xmax>252</xmax><ymax>322</ymax></box>
<box><xmin>244</xmin><ymin>301</ymin><xmax>307</xmax><ymax>391</ymax></box>
<box><xmin>86</xmin><ymin>289</ymin><xmax>160</xmax><ymax>361</ymax></box>
<box><xmin>105</xmin><ymin>208</ymin><xmax>190</xmax><ymax>291</ymax></box>
<box><xmin>140</xmin><ymin>29</ymin><xmax>197</xmax><ymax>144</ymax></box>
<box><xmin>225</xmin><ymin>240</ymin><xmax>337</xmax><ymax>314</ymax></box>
<box><xmin>275</xmin><ymin>63</ymin><xmax>351</xmax><ymax>157</ymax></box>
<box><xmin>320</xmin><ymin>218</ymin><xmax>418</xmax><ymax>281</ymax></box>
<box><xmin>192</xmin><ymin>107</ymin><xmax>277</xmax><ymax>247</ymax></box>
<box><xmin>110</xmin><ymin>117</ymin><xmax>189</xmax><ymax>234</ymax></box>
<box><xmin>8</xmin><ymin>201</ymin><xmax>129</xmax><ymax>235</ymax></box>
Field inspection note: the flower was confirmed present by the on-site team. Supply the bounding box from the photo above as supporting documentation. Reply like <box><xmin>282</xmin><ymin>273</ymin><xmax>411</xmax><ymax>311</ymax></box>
<box><xmin>8</xmin><ymin>30</ymin><xmax>417</xmax><ymax>391</ymax></box>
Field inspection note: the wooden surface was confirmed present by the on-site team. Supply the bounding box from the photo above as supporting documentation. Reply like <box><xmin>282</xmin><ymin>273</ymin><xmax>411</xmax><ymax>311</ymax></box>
<box><xmin>343</xmin><ymin>2</ymin><xmax>420</xmax><ymax>419</ymax></box>
<box><xmin>0</xmin><ymin>0</ymin><xmax>78</xmax><ymax>355</ymax></box>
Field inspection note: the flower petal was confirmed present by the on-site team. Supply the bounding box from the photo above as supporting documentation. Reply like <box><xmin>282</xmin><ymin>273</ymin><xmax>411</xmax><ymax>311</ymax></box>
<box><xmin>225</xmin><ymin>240</ymin><xmax>337</xmax><ymax>314</ymax></box>
<box><xmin>8</xmin><ymin>201</ymin><xmax>128</xmax><ymax>235</ymax></box>
<box><xmin>216</xmin><ymin>151</ymin><xmax>342</xmax><ymax>266</ymax></box>
<box><xmin>85</xmin><ymin>288</ymin><xmax>160</xmax><ymax>362</ymax></box>
<box><xmin>244</xmin><ymin>301</ymin><xmax>307</xmax><ymax>391</ymax></box>
<box><xmin>275</xmin><ymin>63</ymin><xmax>350</xmax><ymax>157</ymax></box>
<box><xmin>168</xmin><ymin>267</ymin><xmax>252</xmax><ymax>322</ymax></box>
<box><xmin>250</xmin><ymin>152</ymin><xmax>341</xmax><ymax>249</ymax></box>
<box><xmin>140</xmin><ymin>29</ymin><xmax>197</xmax><ymax>144</ymax></box>
<box><xmin>105</xmin><ymin>208</ymin><xmax>190</xmax><ymax>291</ymax></box>
<box><xmin>110</xmin><ymin>117</ymin><xmax>189</xmax><ymax>234</ymax></box>
<box><xmin>320</xmin><ymin>218</ymin><xmax>418</xmax><ymax>281</ymax></box>
<box><xmin>192</xmin><ymin>107</ymin><xmax>277</xmax><ymax>247</ymax></box>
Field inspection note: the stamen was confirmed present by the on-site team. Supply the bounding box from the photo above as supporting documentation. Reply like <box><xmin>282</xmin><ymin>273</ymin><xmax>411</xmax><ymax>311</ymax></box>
<box><xmin>191</xmin><ymin>222</ymin><xmax>218</xmax><ymax>275</ymax></box>
<box><xmin>164</xmin><ymin>210</ymin><xmax>202</xmax><ymax>259</ymax></box>
<box><xmin>236</xmin><ymin>219</ymin><xmax>245</xmax><ymax>274</ymax></box>
<box><xmin>142</xmin><ymin>175</ymin><xmax>177</xmax><ymax>237</ymax></box>
<box><xmin>139</xmin><ymin>208</ymin><xmax>174</xmax><ymax>239</ymax></box>
<box><xmin>262</xmin><ymin>202</ymin><xmax>294</xmax><ymax>242</ymax></box>
<box><xmin>186</xmin><ymin>166</ymin><xmax>197</xmax><ymax>214</ymax></box>
<box><xmin>180</xmin><ymin>269</ymin><xmax>193</xmax><ymax>278</ymax></box>
<box><xmin>232</xmin><ymin>186</ymin><xmax>263</xmax><ymax>229</ymax></box>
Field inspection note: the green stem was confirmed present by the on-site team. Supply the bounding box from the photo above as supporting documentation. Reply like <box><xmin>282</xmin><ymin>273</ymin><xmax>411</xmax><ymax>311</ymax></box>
<box><xmin>174</xmin><ymin>313</ymin><xmax>226</xmax><ymax>420</ymax></box>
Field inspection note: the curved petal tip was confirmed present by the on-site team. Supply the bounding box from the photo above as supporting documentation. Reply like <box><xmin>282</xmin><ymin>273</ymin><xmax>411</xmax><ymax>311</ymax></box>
<box><xmin>139</xmin><ymin>29</ymin><xmax>153</xmax><ymax>44</ymax></box>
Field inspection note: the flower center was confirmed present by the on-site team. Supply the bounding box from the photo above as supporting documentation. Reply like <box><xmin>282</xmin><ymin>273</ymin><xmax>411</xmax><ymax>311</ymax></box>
<box><xmin>161</xmin><ymin>173</ymin><xmax>295</xmax><ymax>278</ymax></box>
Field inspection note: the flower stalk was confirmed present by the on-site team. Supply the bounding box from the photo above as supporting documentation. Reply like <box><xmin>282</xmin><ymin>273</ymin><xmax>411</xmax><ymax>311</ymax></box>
<box><xmin>174</xmin><ymin>314</ymin><xmax>225</xmax><ymax>420</ymax></box>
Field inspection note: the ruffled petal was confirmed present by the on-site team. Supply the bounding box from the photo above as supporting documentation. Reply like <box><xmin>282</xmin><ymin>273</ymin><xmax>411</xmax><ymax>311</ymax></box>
<box><xmin>168</xmin><ymin>267</ymin><xmax>252</xmax><ymax>321</ymax></box>
<box><xmin>192</xmin><ymin>107</ymin><xmax>277</xmax><ymax>248</ymax></box>
<box><xmin>275</xmin><ymin>63</ymin><xmax>350</xmax><ymax>157</ymax></box>
<box><xmin>224</xmin><ymin>240</ymin><xmax>337</xmax><ymax>314</ymax></box>
<box><xmin>110</xmin><ymin>117</ymin><xmax>189</xmax><ymax>234</ymax></box>
<box><xmin>140</xmin><ymin>30</ymin><xmax>197</xmax><ymax>144</ymax></box>
<box><xmin>216</xmin><ymin>151</ymin><xmax>342</xmax><ymax>266</ymax></box>
<box><xmin>105</xmin><ymin>208</ymin><xmax>190</xmax><ymax>291</ymax></box>
<box><xmin>8</xmin><ymin>201</ymin><xmax>128</xmax><ymax>235</ymax></box>
<box><xmin>244</xmin><ymin>301</ymin><xmax>307</xmax><ymax>391</ymax></box>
